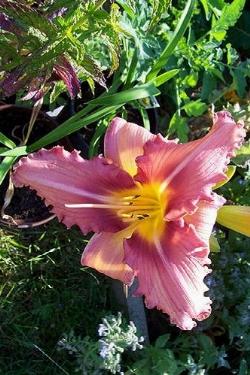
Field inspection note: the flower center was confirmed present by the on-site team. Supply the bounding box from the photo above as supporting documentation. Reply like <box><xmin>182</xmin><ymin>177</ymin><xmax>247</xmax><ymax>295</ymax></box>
<box><xmin>65</xmin><ymin>183</ymin><xmax>167</xmax><ymax>242</ymax></box>
<box><xmin>115</xmin><ymin>183</ymin><xmax>167</xmax><ymax>242</ymax></box>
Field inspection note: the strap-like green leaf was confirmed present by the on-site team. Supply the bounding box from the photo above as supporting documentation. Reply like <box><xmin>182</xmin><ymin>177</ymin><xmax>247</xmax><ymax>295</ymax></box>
<box><xmin>0</xmin><ymin>146</ymin><xmax>28</xmax><ymax>158</ymax></box>
<box><xmin>0</xmin><ymin>132</ymin><xmax>16</xmax><ymax>149</ymax></box>
<box><xmin>147</xmin><ymin>0</ymin><xmax>196</xmax><ymax>81</ymax></box>
<box><xmin>29</xmin><ymin>83</ymin><xmax>160</xmax><ymax>151</ymax></box>
<box><xmin>87</xmin><ymin>83</ymin><xmax>160</xmax><ymax>106</ymax></box>
<box><xmin>0</xmin><ymin>157</ymin><xmax>18</xmax><ymax>185</ymax></box>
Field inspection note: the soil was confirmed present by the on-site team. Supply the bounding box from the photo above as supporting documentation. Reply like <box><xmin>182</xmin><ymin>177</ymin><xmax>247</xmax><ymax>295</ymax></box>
<box><xmin>0</xmin><ymin>104</ymin><xmax>57</xmax><ymax>226</ymax></box>
<box><xmin>3</xmin><ymin>187</ymin><xmax>52</xmax><ymax>222</ymax></box>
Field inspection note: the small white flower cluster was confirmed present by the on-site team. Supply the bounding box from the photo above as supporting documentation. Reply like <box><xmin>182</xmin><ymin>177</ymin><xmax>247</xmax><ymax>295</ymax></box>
<box><xmin>98</xmin><ymin>312</ymin><xmax>144</xmax><ymax>374</ymax></box>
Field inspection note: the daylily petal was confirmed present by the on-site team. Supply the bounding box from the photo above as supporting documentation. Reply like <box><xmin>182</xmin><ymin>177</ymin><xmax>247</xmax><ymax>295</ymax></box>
<box><xmin>212</xmin><ymin>165</ymin><xmax>236</xmax><ymax>190</ymax></box>
<box><xmin>104</xmin><ymin>117</ymin><xmax>155</xmax><ymax>176</ymax></box>
<box><xmin>184</xmin><ymin>194</ymin><xmax>225</xmax><ymax>254</ymax></box>
<box><xmin>12</xmin><ymin>146</ymin><xmax>136</xmax><ymax>234</ymax></box>
<box><xmin>216</xmin><ymin>205</ymin><xmax>250</xmax><ymax>237</ymax></box>
<box><xmin>136</xmin><ymin>111</ymin><xmax>245</xmax><ymax>219</ymax></box>
<box><xmin>124</xmin><ymin>222</ymin><xmax>211</xmax><ymax>330</ymax></box>
<box><xmin>82</xmin><ymin>229</ymin><xmax>134</xmax><ymax>284</ymax></box>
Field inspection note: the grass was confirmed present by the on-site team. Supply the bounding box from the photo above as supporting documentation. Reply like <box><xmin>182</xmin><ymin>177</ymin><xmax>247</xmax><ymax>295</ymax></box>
<box><xmin>0</xmin><ymin>221</ymin><xmax>111</xmax><ymax>374</ymax></box>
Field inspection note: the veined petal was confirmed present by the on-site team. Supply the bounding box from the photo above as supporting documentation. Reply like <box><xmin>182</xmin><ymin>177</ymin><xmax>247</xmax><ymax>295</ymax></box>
<box><xmin>184</xmin><ymin>194</ymin><xmax>225</xmax><ymax>256</ymax></box>
<box><xmin>82</xmin><ymin>229</ymin><xmax>134</xmax><ymax>284</ymax></box>
<box><xmin>12</xmin><ymin>146</ymin><xmax>136</xmax><ymax>234</ymax></box>
<box><xmin>104</xmin><ymin>117</ymin><xmax>155</xmax><ymax>176</ymax></box>
<box><xmin>124</xmin><ymin>222</ymin><xmax>211</xmax><ymax>330</ymax></box>
<box><xmin>135</xmin><ymin>111</ymin><xmax>245</xmax><ymax>219</ymax></box>
<box><xmin>216</xmin><ymin>205</ymin><xmax>250</xmax><ymax>237</ymax></box>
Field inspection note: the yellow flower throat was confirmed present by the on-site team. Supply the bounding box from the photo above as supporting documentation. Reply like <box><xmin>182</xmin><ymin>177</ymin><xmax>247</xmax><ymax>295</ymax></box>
<box><xmin>114</xmin><ymin>183</ymin><xmax>167</xmax><ymax>242</ymax></box>
<box><xmin>65</xmin><ymin>183</ymin><xmax>167</xmax><ymax>243</ymax></box>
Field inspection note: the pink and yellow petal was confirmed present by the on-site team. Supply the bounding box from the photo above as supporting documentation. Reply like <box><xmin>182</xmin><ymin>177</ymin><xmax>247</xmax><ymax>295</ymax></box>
<box><xmin>124</xmin><ymin>222</ymin><xmax>211</xmax><ymax>330</ymax></box>
<box><xmin>135</xmin><ymin>111</ymin><xmax>245</xmax><ymax>219</ymax></box>
<box><xmin>82</xmin><ymin>231</ymin><xmax>134</xmax><ymax>284</ymax></box>
<box><xmin>216</xmin><ymin>205</ymin><xmax>250</xmax><ymax>237</ymax></box>
<box><xmin>104</xmin><ymin>117</ymin><xmax>155</xmax><ymax>176</ymax></box>
<box><xmin>12</xmin><ymin>146</ymin><xmax>136</xmax><ymax>234</ymax></box>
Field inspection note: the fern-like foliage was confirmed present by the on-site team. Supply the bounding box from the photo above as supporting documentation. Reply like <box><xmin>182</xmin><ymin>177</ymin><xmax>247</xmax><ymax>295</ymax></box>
<box><xmin>0</xmin><ymin>0</ymin><xmax>124</xmax><ymax>99</ymax></box>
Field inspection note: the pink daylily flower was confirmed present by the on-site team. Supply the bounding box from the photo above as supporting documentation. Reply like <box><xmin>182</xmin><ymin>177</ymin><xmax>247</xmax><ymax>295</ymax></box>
<box><xmin>12</xmin><ymin>111</ymin><xmax>245</xmax><ymax>330</ymax></box>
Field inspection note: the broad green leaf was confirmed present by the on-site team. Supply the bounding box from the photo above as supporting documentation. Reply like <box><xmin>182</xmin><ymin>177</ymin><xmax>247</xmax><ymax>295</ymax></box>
<box><xmin>183</xmin><ymin>100</ymin><xmax>208</xmax><ymax>117</ymax></box>
<box><xmin>201</xmin><ymin>72</ymin><xmax>217</xmax><ymax>101</ymax></box>
<box><xmin>0</xmin><ymin>132</ymin><xmax>16</xmax><ymax>149</ymax></box>
<box><xmin>168</xmin><ymin>112</ymin><xmax>188</xmax><ymax>143</ymax></box>
<box><xmin>146</xmin><ymin>0</ymin><xmax>196</xmax><ymax>81</ymax></box>
<box><xmin>233</xmin><ymin>68</ymin><xmax>247</xmax><ymax>98</ymax></box>
<box><xmin>211</xmin><ymin>0</ymin><xmax>246</xmax><ymax>42</ymax></box>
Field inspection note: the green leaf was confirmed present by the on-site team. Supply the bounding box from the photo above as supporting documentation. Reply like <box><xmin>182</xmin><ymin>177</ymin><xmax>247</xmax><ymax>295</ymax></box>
<box><xmin>88</xmin><ymin>120</ymin><xmax>109</xmax><ymax>158</ymax></box>
<box><xmin>0</xmin><ymin>147</ymin><xmax>9</xmax><ymax>154</ymax></box>
<box><xmin>150</xmin><ymin>69</ymin><xmax>180</xmax><ymax>87</ymax></box>
<box><xmin>28</xmin><ymin>83</ymin><xmax>159</xmax><ymax>151</ymax></box>
<box><xmin>116</xmin><ymin>0</ymin><xmax>135</xmax><ymax>19</ymax></box>
<box><xmin>0</xmin><ymin>132</ymin><xmax>16</xmax><ymax>149</ymax></box>
<box><xmin>201</xmin><ymin>72</ymin><xmax>217</xmax><ymax>100</ymax></box>
<box><xmin>87</xmin><ymin>83</ymin><xmax>160</xmax><ymax>106</ymax></box>
<box><xmin>0</xmin><ymin>157</ymin><xmax>17</xmax><ymax>185</ymax></box>
<box><xmin>183</xmin><ymin>100</ymin><xmax>208</xmax><ymax>117</ymax></box>
<box><xmin>28</xmin><ymin>105</ymin><xmax>119</xmax><ymax>152</ymax></box>
<box><xmin>155</xmin><ymin>334</ymin><xmax>170</xmax><ymax>349</ymax></box>
<box><xmin>233</xmin><ymin>68</ymin><xmax>247</xmax><ymax>98</ymax></box>
<box><xmin>168</xmin><ymin>112</ymin><xmax>188</xmax><ymax>143</ymax></box>
<box><xmin>0</xmin><ymin>146</ymin><xmax>28</xmax><ymax>158</ymax></box>
<box><xmin>232</xmin><ymin>140</ymin><xmax>250</xmax><ymax>168</ymax></box>
<box><xmin>146</xmin><ymin>0</ymin><xmax>196</xmax><ymax>81</ymax></box>
<box><xmin>239</xmin><ymin>359</ymin><xmax>248</xmax><ymax>375</ymax></box>
<box><xmin>211</xmin><ymin>0</ymin><xmax>246</xmax><ymax>42</ymax></box>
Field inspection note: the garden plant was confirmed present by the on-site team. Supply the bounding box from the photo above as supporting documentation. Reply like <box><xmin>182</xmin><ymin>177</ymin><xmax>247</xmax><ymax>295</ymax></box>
<box><xmin>0</xmin><ymin>0</ymin><xmax>250</xmax><ymax>374</ymax></box>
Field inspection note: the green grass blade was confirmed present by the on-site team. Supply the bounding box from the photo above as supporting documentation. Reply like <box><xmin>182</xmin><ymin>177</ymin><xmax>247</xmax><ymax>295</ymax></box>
<box><xmin>0</xmin><ymin>132</ymin><xmax>16</xmax><ymax>149</ymax></box>
<box><xmin>147</xmin><ymin>0</ymin><xmax>196</xmax><ymax>81</ymax></box>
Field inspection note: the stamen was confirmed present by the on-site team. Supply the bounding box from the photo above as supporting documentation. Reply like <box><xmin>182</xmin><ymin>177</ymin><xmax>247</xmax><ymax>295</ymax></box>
<box><xmin>65</xmin><ymin>203</ymin><xmax>157</xmax><ymax>210</ymax></box>
<box><xmin>65</xmin><ymin>203</ymin><xmax>131</xmax><ymax>209</ymax></box>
